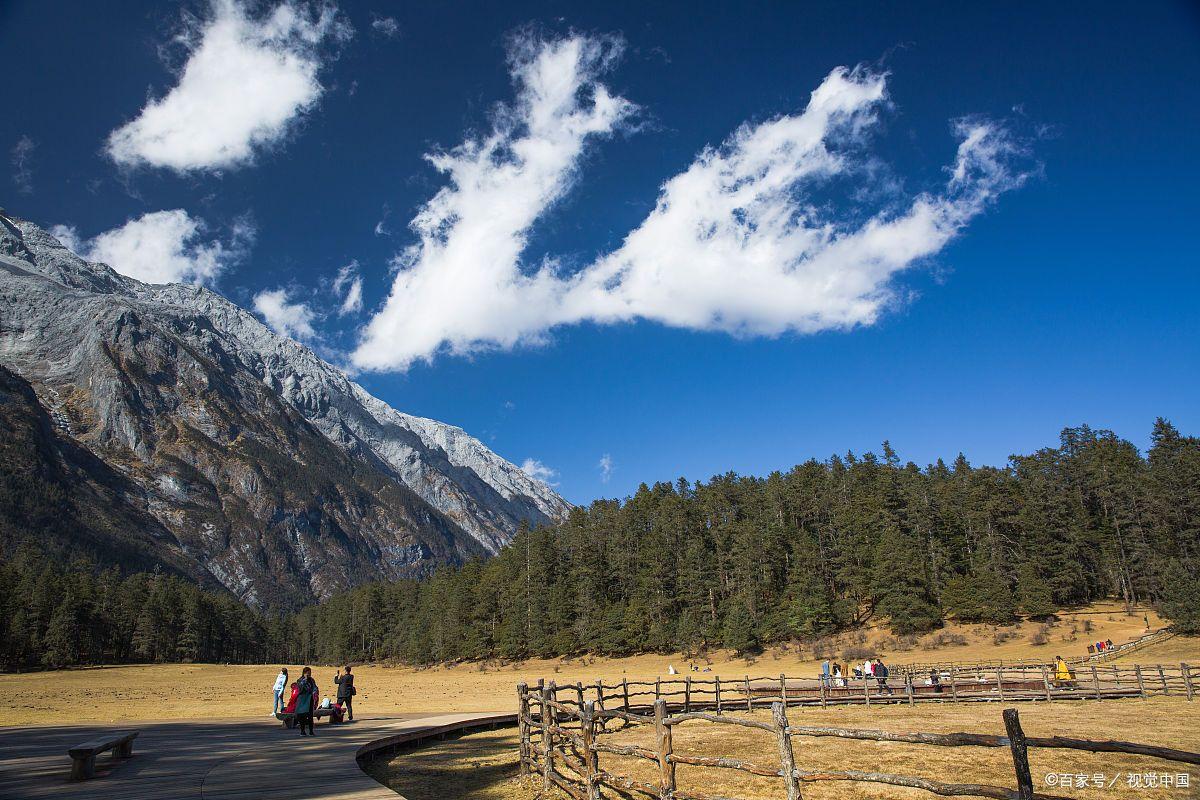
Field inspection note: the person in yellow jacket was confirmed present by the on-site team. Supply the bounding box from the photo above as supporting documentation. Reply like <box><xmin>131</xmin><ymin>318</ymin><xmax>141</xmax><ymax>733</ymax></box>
<box><xmin>1054</xmin><ymin>655</ymin><xmax>1076</xmax><ymax>686</ymax></box>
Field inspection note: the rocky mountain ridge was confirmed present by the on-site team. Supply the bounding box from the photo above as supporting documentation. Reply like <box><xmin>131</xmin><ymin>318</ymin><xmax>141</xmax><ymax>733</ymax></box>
<box><xmin>0</xmin><ymin>216</ymin><xmax>569</xmax><ymax>608</ymax></box>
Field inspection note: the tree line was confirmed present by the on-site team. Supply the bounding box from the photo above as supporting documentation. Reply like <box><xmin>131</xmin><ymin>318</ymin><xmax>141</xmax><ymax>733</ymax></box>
<box><xmin>291</xmin><ymin>419</ymin><xmax>1199</xmax><ymax>665</ymax></box>
<box><xmin>0</xmin><ymin>548</ymin><xmax>281</xmax><ymax>670</ymax></box>
<box><xmin>1</xmin><ymin>419</ymin><xmax>1197</xmax><ymax>670</ymax></box>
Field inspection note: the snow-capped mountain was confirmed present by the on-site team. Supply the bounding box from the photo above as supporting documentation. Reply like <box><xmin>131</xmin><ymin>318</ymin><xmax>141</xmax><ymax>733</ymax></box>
<box><xmin>0</xmin><ymin>215</ymin><xmax>569</xmax><ymax>608</ymax></box>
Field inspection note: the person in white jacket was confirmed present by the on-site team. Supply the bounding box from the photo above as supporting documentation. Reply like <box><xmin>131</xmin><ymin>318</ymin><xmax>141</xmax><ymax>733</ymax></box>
<box><xmin>272</xmin><ymin>668</ymin><xmax>289</xmax><ymax>715</ymax></box>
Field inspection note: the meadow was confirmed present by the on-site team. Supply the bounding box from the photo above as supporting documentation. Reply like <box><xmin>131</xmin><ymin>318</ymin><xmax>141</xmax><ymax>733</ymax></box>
<box><xmin>0</xmin><ymin>602</ymin><xmax>1185</xmax><ymax>727</ymax></box>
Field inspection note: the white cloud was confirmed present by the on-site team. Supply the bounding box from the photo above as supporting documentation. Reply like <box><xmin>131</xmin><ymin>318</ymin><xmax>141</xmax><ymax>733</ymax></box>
<box><xmin>253</xmin><ymin>287</ymin><xmax>317</xmax><ymax>340</ymax></box>
<box><xmin>332</xmin><ymin>260</ymin><xmax>363</xmax><ymax>314</ymax></box>
<box><xmin>370</xmin><ymin>15</ymin><xmax>399</xmax><ymax>38</ymax></box>
<box><xmin>49</xmin><ymin>224</ymin><xmax>84</xmax><ymax>255</ymax></box>
<box><xmin>520</xmin><ymin>458</ymin><xmax>558</xmax><ymax>486</ymax></box>
<box><xmin>351</xmin><ymin>31</ymin><xmax>636</xmax><ymax>370</ymax></box>
<box><xmin>352</xmin><ymin>47</ymin><xmax>1030</xmax><ymax>373</ymax></box>
<box><xmin>11</xmin><ymin>135</ymin><xmax>35</xmax><ymax>194</ymax></box>
<box><xmin>106</xmin><ymin>0</ymin><xmax>349</xmax><ymax>173</ymax></box>
<box><xmin>597</xmin><ymin>454</ymin><xmax>614</xmax><ymax>483</ymax></box>
<box><xmin>51</xmin><ymin>209</ymin><xmax>252</xmax><ymax>285</ymax></box>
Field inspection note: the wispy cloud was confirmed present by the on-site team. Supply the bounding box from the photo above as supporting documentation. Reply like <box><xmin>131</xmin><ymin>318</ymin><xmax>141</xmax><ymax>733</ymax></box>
<box><xmin>597</xmin><ymin>454</ymin><xmax>614</xmax><ymax>483</ymax></box>
<box><xmin>332</xmin><ymin>260</ymin><xmax>363</xmax><ymax>314</ymax></box>
<box><xmin>106</xmin><ymin>0</ymin><xmax>350</xmax><ymax>173</ymax></box>
<box><xmin>351</xmin><ymin>30</ymin><xmax>636</xmax><ymax>371</ymax></box>
<box><xmin>253</xmin><ymin>287</ymin><xmax>317</xmax><ymax>340</ymax></box>
<box><xmin>520</xmin><ymin>458</ymin><xmax>558</xmax><ymax>486</ymax></box>
<box><xmin>51</xmin><ymin>209</ymin><xmax>253</xmax><ymax>285</ymax></box>
<box><xmin>10</xmin><ymin>136</ymin><xmax>35</xmax><ymax>194</ymax></box>
<box><xmin>351</xmin><ymin>40</ymin><xmax>1030</xmax><ymax>373</ymax></box>
<box><xmin>370</xmin><ymin>14</ymin><xmax>399</xmax><ymax>38</ymax></box>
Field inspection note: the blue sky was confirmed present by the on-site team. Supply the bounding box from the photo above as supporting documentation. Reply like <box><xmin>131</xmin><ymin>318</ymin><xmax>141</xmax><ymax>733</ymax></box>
<box><xmin>3</xmin><ymin>1</ymin><xmax>1198</xmax><ymax>504</ymax></box>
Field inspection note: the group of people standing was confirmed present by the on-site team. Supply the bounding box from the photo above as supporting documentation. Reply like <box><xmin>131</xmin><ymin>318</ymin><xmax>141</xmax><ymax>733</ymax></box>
<box><xmin>271</xmin><ymin>665</ymin><xmax>357</xmax><ymax>735</ymax></box>
<box><xmin>819</xmin><ymin>657</ymin><xmax>891</xmax><ymax>691</ymax></box>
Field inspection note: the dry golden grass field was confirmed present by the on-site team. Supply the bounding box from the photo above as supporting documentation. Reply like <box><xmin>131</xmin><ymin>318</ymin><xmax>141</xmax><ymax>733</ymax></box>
<box><xmin>382</xmin><ymin>697</ymin><xmax>1200</xmax><ymax>800</ymax></box>
<box><xmin>0</xmin><ymin>602</ymin><xmax>1192</xmax><ymax>728</ymax></box>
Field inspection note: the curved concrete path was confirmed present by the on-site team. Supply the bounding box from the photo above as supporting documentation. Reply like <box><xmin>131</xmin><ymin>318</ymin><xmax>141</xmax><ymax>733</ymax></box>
<box><xmin>0</xmin><ymin>711</ymin><xmax>515</xmax><ymax>800</ymax></box>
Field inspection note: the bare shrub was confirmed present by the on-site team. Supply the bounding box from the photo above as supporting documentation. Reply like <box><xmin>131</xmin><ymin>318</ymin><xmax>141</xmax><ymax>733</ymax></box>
<box><xmin>1082</xmin><ymin>619</ymin><xmax>1095</xmax><ymax>633</ymax></box>
<box><xmin>1029</xmin><ymin>625</ymin><xmax>1051</xmax><ymax>646</ymax></box>
<box><xmin>841</xmin><ymin>645</ymin><xmax>873</xmax><ymax>662</ymax></box>
<box><xmin>811</xmin><ymin>637</ymin><xmax>837</xmax><ymax>661</ymax></box>
<box><xmin>993</xmin><ymin>629</ymin><xmax>1018</xmax><ymax>645</ymax></box>
<box><xmin>877</xmin><ymin>635</ymin><xmax>918</xmax><ymax>652</ymax></box>
<box><xmin>925</xmin><ymin>632</ymin><xmax>968</xmax><ymax>648</ymax></box>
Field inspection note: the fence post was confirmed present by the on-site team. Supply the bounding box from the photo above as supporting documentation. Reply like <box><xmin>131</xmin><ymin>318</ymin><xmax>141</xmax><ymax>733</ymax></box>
<box><xmin>1158</xmin><ymin>664</ymin><xmax>1169</xmax><ymax>695</ymax></box>
<box><xmin>1112</xmin><ymin>665</ymin><xmax>1121</xmax><ymax>688</ymax></box>
<box><xmin>653</xmin><ymin>699</ymin><xmax>675</xmax><ymax>800</ymax></box>
<box><xmin>772</xmin><ymin>702</ymin><xmax>802</xmax><ymax>800</ymax></box>
<box><xmin>517</xmin><ymin>682</ymin><xmax>530</xmax><ymax>775</ymax></box>
<box><xmin>745</xmin><ymin>675</ymin><xmax>753</xmax><ymax>711</ymax></box>
<box><xmin>780</xmin><ymin>674</ymin><xmax>788</xmax><ymax>707</ymax></box>
<box><xmin>1133</xmin><ymin>664</ymin><xmax>1146</xmax><ymax>698</ymax></box>
<box><xmin>623</xmin><ymin>677</ymin><xmax>631</xmax><ymax>712</ymax></box>
<box><xmin>1183</xmin><ymin>664</ymin><xmax>1195</xmax><ymax>701</ymax></box>
<box><xmin>1040</xmin><ymin>665</ymin><xmax>1052</xmax><ymax>702</ymax></box>
<box><xmin>863</xmin><ymin>674</ymin><xmax>871</xmax><ymax>708</ymax></box>
<box><xmin>577</xmin><ymin>681</ymin><xmax>585</xmax><ymax>710</ymax></box>
<box><xmin>819</xmin><ymin>675</ymin><xmax>827</xmax><ymax>708</ymax></box>
<box><xmin>581</xmin><ymin>701</ymin><xmax>602</xmax><ymax>800</ymax></box>
<box><xmin>595</xmin><ymin>681</ymin><xmax>607</xmax><ymax>732</ymax></box>
<box><xmin>716</xmin><ymin>675</ymin><xmax>722</xmax><ymax>713</ymax></box>
<box><xmin>685</xmin><ymin>676</ymin><xmax>692</xmax><ymax>713</ymax></box>
<box><xmin>949</xmin><ymin>667</ymin><xmax>958</xmax><ymax>703</ymax></box>
<box><xmin>1003</xmin><ymin>708</ymin><xmax>1034</xmax><ymax>800</ymax></box>
<box><xmin>541</xmin><ymin>682</ymin><xmax>554</xmax><ymax>791</ymax></box>
<box><xmin>905</xmin><ymin>673</ymin><xmax>914</xmax><ymax>706</ymax></box>
<box><xmin>1090</xmin><ymin>665</ymin><xmax>1102</xmax><ymax>701</ymax></box>
<box><xmin>656</xmin><ymin>677</ymin><xmax>662</xmax><ymax>704</ymax></box>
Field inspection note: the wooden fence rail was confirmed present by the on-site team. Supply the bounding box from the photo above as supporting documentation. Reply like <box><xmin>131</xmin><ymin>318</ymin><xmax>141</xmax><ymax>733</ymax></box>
<box><xmin>517</xmin><ymin>680</ymin><xmax>1199</xmax><ymax>800</ymax></box>
<box><xmin>519</xmin><ymin>662</ymin><xmax>1194</xmax><ymax>724</ymax></box>
<box><xmin>890</xmin><ymin>628</ymin><xmax>1174</xmax><ymax>676</ymax></box>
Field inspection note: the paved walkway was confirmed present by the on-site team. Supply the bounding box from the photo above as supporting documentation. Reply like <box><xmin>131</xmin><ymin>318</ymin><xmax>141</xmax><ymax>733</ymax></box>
<box><xmin>0</xmin><ymin>711</ymin><xmax>515</xmax><ymax>800</ymax></box>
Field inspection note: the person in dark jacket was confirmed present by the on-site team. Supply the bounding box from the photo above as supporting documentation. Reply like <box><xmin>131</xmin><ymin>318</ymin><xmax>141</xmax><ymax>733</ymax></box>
<box><xmin>294</xmin><ymin>667</ymin><xmax>319</xmax><ymax>736</ymax></box>
<box><xmin>334</xmin><ymin>665</ymin><xmax>356</xmax><ymax>721</ymax></box>
<box><xmin>874</xmin><ymin>658</ymin><xmax>891</xmax><ymax>694</ymax></box>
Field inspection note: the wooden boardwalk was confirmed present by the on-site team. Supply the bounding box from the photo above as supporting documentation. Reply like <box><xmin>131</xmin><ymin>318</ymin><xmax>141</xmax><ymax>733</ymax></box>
<box><xmin>0</xmin><ymin>711</ymin><xmax>515</xmax><ymax>800</ymax></box>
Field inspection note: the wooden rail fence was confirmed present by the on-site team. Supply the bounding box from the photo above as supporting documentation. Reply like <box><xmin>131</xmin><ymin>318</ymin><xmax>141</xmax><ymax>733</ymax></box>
<box><xmin>516</xmin><ymin>680</ymin><xmax>1200</xmax><ymax>800</ymax></box>
<box><xmin>891</xmin><ymin>628</ymin><xmax>1176</xmax><ymax>675</ymax></box>
<box><xmin>510</xmin><ymin>662</ymin><xmax>1194</xmax><ymax>721</ymax></box>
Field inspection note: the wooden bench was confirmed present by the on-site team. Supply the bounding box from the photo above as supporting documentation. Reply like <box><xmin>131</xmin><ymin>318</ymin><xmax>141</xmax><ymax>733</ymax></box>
<box><xmin>276</xmin><ymin>707</ymin><xmax>344</xmax><ymax>728</ymax></box>
<box><xmin>68</xmin><ymin>730</ymin><xmax>138</xmax><ymax>780</ymax></box>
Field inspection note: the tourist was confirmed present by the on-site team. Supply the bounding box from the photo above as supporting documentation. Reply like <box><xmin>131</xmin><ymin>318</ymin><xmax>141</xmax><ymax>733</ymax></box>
<box><xmin>820</xmin><ymin>660</ymin><xmax>831</xmax><ymax>687</ymax></box>
<box><xmin>334</xmin><ymin>665</ymin><xmax>356</xmax><ymax>721</ymax></box>
<box><xmin>283</xmin><ymin>681</ymin><xmax>300</xmax><ymax>714</ymax></box>
<box><xmin>1054</xmin><ymin>655</ymin><xmax>1075</xmax><ymax>687</ymax></box>
<box><xmin>832</xmin><ymin>664</ymin><xmax>844</xmax><ymax>687</ymax></box>
<box><xmin>863</xmin><ymin>659</ymin><xmax>874</xmax><ymax>679</ymax></box>
<box><xmin>295</xmin><ymin>667</ymin><xmax>319</xmax><ymax>736</ymax></box>
<box><xmin>272</xmin><ymin>667</ymin><xmax>289</xmax><ymax>716</ymax></box>
<box><xmin>929</xmin><ymin>669</ymin><xmax>942</xmax><ymax>694</ymax></box>
<box><xmin>874</xmin><ymin>658</ymin><xmax>891</xmax><ymax>694</ymax></box>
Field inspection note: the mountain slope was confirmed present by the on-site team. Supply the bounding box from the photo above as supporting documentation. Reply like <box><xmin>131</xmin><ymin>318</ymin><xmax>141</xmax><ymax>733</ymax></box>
<box><xmin>0</xmin><ymin>216</ymin><xmax>569</xmax><ymax>608</ymax></box>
